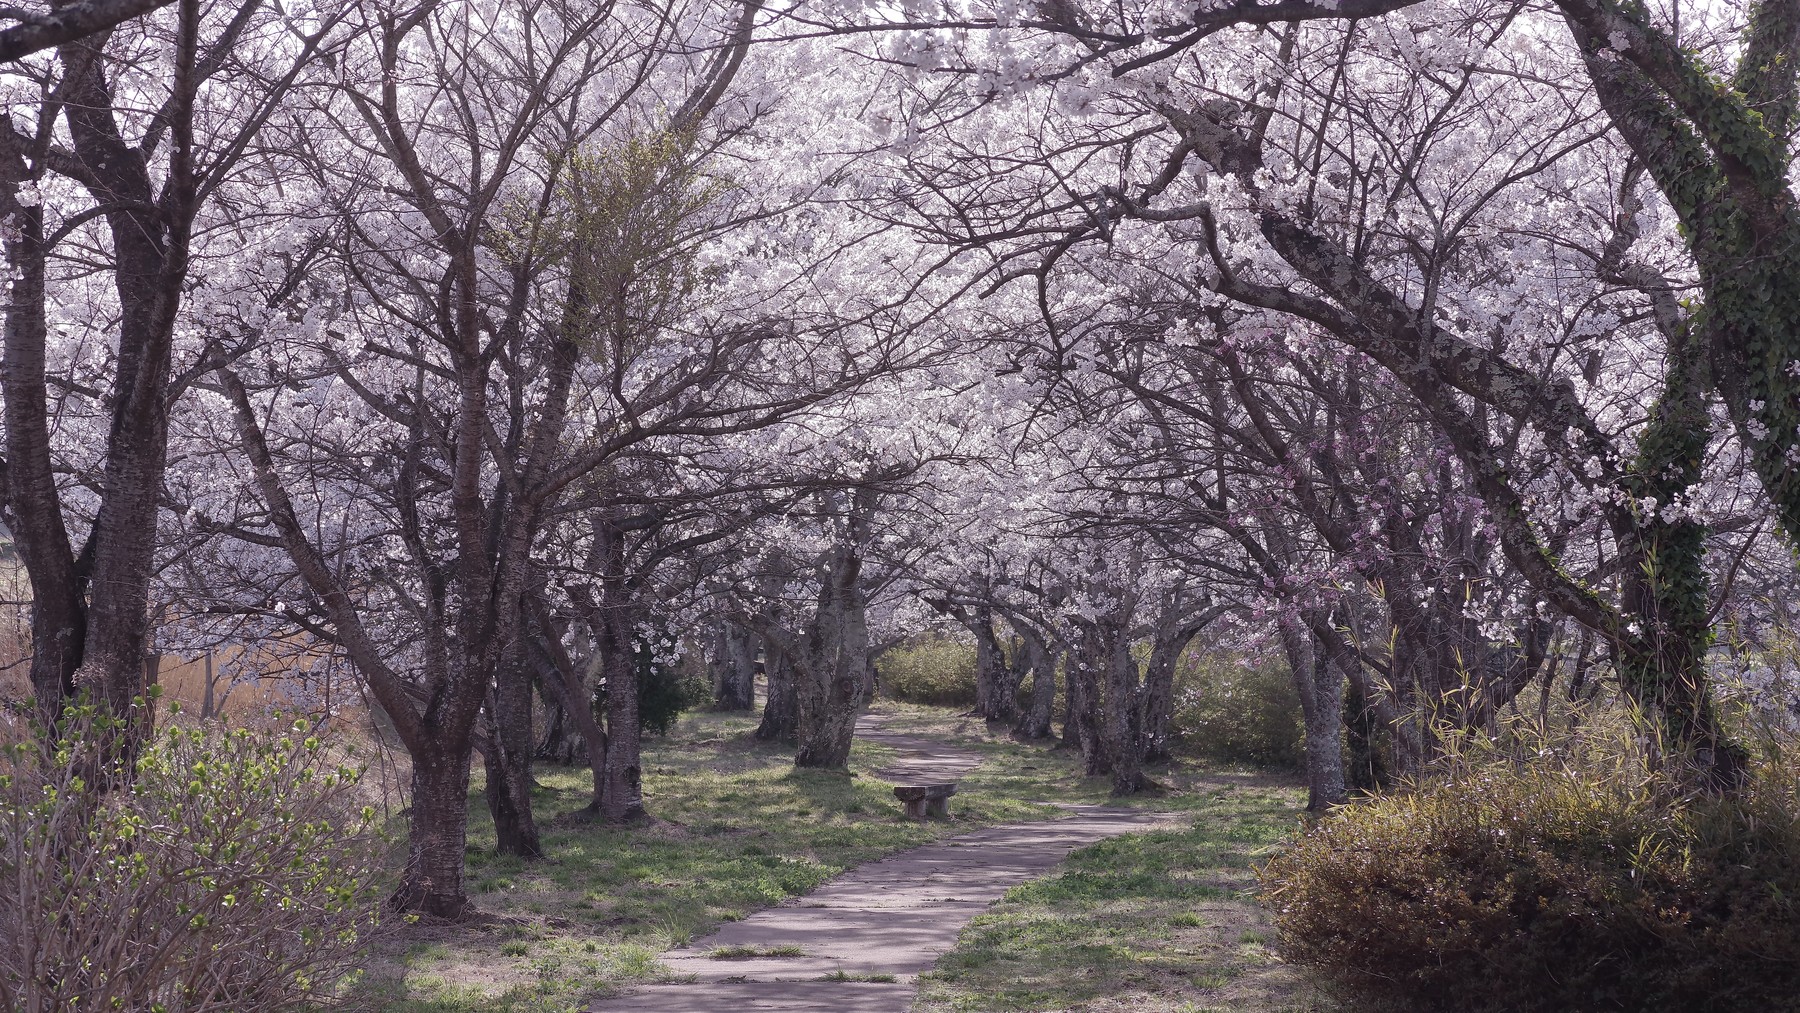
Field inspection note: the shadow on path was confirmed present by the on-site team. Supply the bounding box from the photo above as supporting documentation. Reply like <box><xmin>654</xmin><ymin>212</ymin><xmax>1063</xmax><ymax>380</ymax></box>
<box><xmin>591</xmin><ymin>714</ymin><xmax>1180</xmax><ymax>1013</ymax></box>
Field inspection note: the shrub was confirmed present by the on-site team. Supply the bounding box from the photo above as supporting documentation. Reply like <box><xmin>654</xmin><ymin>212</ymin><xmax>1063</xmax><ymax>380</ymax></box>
<box><xmin>638</xmin><ymin>651</ymin><xmax>709</xmax><ymax>736</ymax></box>
<box><xmin>877</xmin><ymin>635</ymin><xmax>978</xmax><ymax>707</ymax></box>
<box><xmin>1171</xmin><ymin>651</ymin><xmax>1303</xmax><ymax>767</ymax></box>
<box><xmin>1262</xmin><ymin>746</ymin><xmax>1800</xmax><ymax>1013</ymax></box>
<box><xmin>0</xmin><ymin>703</ymin><xmax>386</xmax><ymax>1012</ymax></box>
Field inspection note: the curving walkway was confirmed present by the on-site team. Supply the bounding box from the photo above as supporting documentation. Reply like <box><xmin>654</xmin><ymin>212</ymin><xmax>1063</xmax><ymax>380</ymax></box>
<box><xmin>589</xmin><ymin>715</ymin><xmax>1179</xmax><ymax>1013</ymax></box>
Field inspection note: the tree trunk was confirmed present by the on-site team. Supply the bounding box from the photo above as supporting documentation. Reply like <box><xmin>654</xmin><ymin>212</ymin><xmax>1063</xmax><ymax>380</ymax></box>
<box><xmin>1061</xmin><ymin>635</ymin><xmax>1083</xmax><ymax>749</ymax></box>
<box><xmin>590</xmin><ymin>521</ymin><xmax>647</xmax><ymax>823</ymax></box>
<box><xmin>1140</xmin><ymin>622</ymin><xmax>1201</xmax><ymax>765</ymax></box>
<box><xmin>967</xmin><ymin>607</ymin><xmax>1018</xmax><ymax>723</ymax></box>
<box><xmin>1611</xmin><ymin>347</ymin><xmax>1748</xmax><ymax>790</ymax></box>
<box><xmin>713</xmin><ymin>622</ymin><xmax>757</xmax><ymax>711</ymax></box>
<box><xmin>1</xmin><ymin>197</ymin><xmax>83</xmax><ymax>726</ymax></box>
<box><xmin>597</xmin><ymin>632</ymin><xmax>646</xmax><ymax>822</ymax></box>
<box><xmin>794</xmin><ymin>655</ymin><xmax>863</xmax><ymax>769</ymax></box>
<box><xmin>1102</xmin><ymin>625</ymin><xmax>1146</xmax><ymax>796</ymax></box>
<box><xmin>62</xmin><ymin>26</ymin><xmax>188</xmax><ymax>749</ymax></box>
<box><xmin>1066</xmin><ymin>627</ymin><xmax>1109</xmax><ymax>776</ymax></box>
<box><xmin>1282</xmin><ymin>620</ymin><xmax>1347</xmax><ymax>811</ymax></box>
<box><xmin>756</xmin><ymin>636</ymin><xmax>799</xmax><ymax>742</ymax></box>
<box><xmin>394</xmin><ymin>742</ymin><xmax>474</xmax><ymax>919</ymax></box>
<box><xmin>533</xmin><ymin>672</ymin><xmax>582</xmax><ymax>766</ymax></box>
<box><xmin>793</xmin><ymin>544</ymin><xmax>868</xmax><ymax>770</ymax></box>
<box><xmin>1010</xmin><ymin>618</ymin><xmax>1058</xmax><ymax>740</ymax></box>
<box><xmin>524</xmin><ymin>597</ymin><xmax>609</xmax><ymax>810</ymax></box>
<box><xmin>482</xmin><ymin>643</ymin><xmax>543</xmax><ymax>858</ymax></box>
<box><xmin>1342</xmin><ymin>675</ymin><xmax>1388</xmax><ymax>793</ymax></box>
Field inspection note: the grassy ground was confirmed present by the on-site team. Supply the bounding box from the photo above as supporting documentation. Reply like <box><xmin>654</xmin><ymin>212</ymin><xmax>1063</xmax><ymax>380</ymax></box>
<box><xmin>913</xmin><ymin>778</ymin><xmax>1330</xmax><ymax>1013</ymax></box>
<box><xmin>346</xmin><ymin>708</ymin><xmax>1061</xmax><ymax>1012</ymax></box>
<box><xmin>344</xmin><ymin>703</ymin><xmax>1321</xmax><ymax>1013</ymax></box>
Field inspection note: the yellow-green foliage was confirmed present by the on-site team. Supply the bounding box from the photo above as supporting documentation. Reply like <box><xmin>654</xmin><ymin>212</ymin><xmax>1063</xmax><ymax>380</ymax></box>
<box><xmin>1263</xmin><ymin>743</ymin><xmax>1800</xmax><ymax>1013</ymax></box>
<box><xmin>877</xmin><ymin>635</ymin><xmax>979</xmax><ymax>707</ymax></box>
<box><xmin>1172</xmin><ymin>651</ymin><xmax>1303</xmax><ymax>768</ymax></box>
<box><xmin>495</xmin><ymin>129</ymin><xmax>732</xmax><ymax>359</ymax></box>
<box><xmin>0</xmin><ymin>704</ymin><xmax>384</xmax><ymax>1011</ymax></box>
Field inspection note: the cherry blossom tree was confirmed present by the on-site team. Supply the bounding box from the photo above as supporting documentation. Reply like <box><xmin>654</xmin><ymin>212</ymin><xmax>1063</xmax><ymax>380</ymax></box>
<box><xmin>0</xmin><ymin>0</ymin><xmax>348</xmax><ymax>748</ymax></box>
<box><xmin>831</xmin><ymin>0</ymin><xmax>1777</xmax><ymax>786</ymax></box>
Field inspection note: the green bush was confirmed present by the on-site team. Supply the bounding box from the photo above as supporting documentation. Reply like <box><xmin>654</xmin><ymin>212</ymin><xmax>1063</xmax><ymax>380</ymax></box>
<box><xmin>1262</xmin><ymin>747</ymin><xmax>1800</xmax><ymax>1013</ymax></box>
<box><xmin>636</xmin><ymin>645</ymin><xmax>709</xmax><ymax>737</ymax></box>
<box><xmin>616</xmin><ymin>627</ymin><xmax>712</xmax><ymax>737</ymax></box>
<box><xmin>1171</xmin><ymin>650</ymin><xmax>1303</xmax><ymax>767</ymax></box>
<box><xmin>876</xmin><ymin>635</ymin><xmax>978</xmax><ymax>707</ymax></box>
<box><xmin>0</xmin><ymin>702</ymin><xmax>385</xmax><ymax>1011</ymax></box>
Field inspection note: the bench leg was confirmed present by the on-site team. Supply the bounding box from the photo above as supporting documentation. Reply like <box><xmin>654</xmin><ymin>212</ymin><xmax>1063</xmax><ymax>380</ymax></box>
<box><xmin>926</xmin><ymin>797</ymin><xmax>950</xmax><ymax>819</ymax></box>
<box><xmin>903</xmin><ymin>798</ymin><xmax>927</xmax><ymax>818</ymax></box>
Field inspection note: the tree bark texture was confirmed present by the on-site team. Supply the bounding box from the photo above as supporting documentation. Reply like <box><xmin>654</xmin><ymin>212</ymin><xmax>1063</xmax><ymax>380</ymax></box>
<box><xmin>1281</xmin><ymin>619</ymin><xmax>1348</xmax><ymax>811</ymax></box>
<box><xmin>589</xmin><ymin>522</ymin><xmax>647</xmax><ymax>824</ymax></box>
<box><xmin>1010</xmin><ymin>617</ymin><xmax>1059</xmax><ymax>740</ymax></box>
<box><xmin>394</xmin><ymin>745</ymin><xmax>476</xmax><ymax>919</ymax></box>
<box><xmin>792</xmin><ymin>539</ymin><xmax>868</xmax><ymax>770</ymax></box>
<box><xmin>712</xmin><ymin>622</ymin><xmax>757</xmax><ymax>711</ymax></box>
<box><xmin>967</xmin><ymin>607</ymin><xmax>1019</xmax><ymax>723</ymax></box>
<box><xmin>483</xmin><ymin>641</ymin><xmax>543</xmax><ymax>858</ymax></box>
<box><xmin>1101</xmin><ymin>623</ymin><xmax>1147</xmax><ymax>796</ymax></box>
<box><xmin>756</xmin><ymin>636</ymin><xmax>799</xmax><ymax>742</ymax></box>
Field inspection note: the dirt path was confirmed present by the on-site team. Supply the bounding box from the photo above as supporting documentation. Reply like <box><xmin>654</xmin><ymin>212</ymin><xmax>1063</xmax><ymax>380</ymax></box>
<box><xmin>589</xmin><ymin>716</ymin><xmax>1179</xmax><ymax>1012</ymax></box>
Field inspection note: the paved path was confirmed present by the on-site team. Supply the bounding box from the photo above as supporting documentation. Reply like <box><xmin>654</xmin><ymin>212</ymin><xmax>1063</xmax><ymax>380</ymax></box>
<box><xmin>590</xmin><ymin>716</ymin><xmax>1179</xmax><ymax>1013</ymax></box>
<box><xmin>858</xmin><ymin>713</ymin><xmax>984</xmax><ymax>785</ymax></box>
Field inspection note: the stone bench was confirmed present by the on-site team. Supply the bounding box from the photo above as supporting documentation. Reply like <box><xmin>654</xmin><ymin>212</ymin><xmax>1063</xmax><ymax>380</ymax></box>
<box><xmin>893</xmin><ymin>783</ymin><xmax>957</xmax><ymax>819</ymax></box>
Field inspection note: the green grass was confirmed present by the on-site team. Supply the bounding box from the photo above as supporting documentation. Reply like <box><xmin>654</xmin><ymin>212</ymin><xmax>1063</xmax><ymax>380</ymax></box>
<box><xmin>346</xmin><ymin>706</ymin><xmax>1068</xmax><ymax>1011</ymax></box>
<box><xmin>345</xmin><ymin>704</ymin><xmax>1316</xmax><ymax>1012</ymax></box>
<box><xmin>913</xmin><ymin>782</ymin><xmax>1332</xmax><ymax>1013</ymax></box>
<box><xmin>709</xmin><ymin>943</ymin><xmax>806</xmax><ymax>959</ymax></box>
<box><xmin>818</xmin><ymin>969</ymin><xmax>899</xmax><ymax>983</ymax></box>
<box><xmin>870</xmin><ymin>703</ymin><xmax>1296</xmax><ymax>816</ymax></box>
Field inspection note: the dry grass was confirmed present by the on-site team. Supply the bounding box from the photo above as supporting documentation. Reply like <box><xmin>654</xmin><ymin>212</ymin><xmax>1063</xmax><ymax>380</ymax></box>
<box><xmin>913</xmin><ymin>780</ymin><xmax>1330</xmax><ymax>1013</ymax></box>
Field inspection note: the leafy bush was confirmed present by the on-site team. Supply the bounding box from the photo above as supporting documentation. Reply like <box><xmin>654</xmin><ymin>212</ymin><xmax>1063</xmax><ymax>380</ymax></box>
<box><xmin>1262</xmin><ymin>746</ymin><xmax>1800</xmax><ymax>1013</ymax></box>
<box><xmin>638</xmin><ymin>650</ymin><xmax>710</xmax><ymax>736</ymax></box>
<box><xmin>1171</xmin><ymin>651</ymin><xmax>1303</xmax><ymax>767</ymax></box>
<box><xmin>877</xmin><ymin>635</ymin><xmax>978</xmax><ymax>706</ymax></box>
<box><xmin>0</xmin><ymin>703</ymin><xmax>385</xmax><ymax>1012</ymax></box>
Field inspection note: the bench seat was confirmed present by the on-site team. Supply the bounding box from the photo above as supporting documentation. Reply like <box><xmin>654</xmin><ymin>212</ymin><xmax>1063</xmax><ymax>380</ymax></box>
<box><xmin>893</xmin><ymin>783</ymin><xmax>957</xmax><ymax>818</ymax></box>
